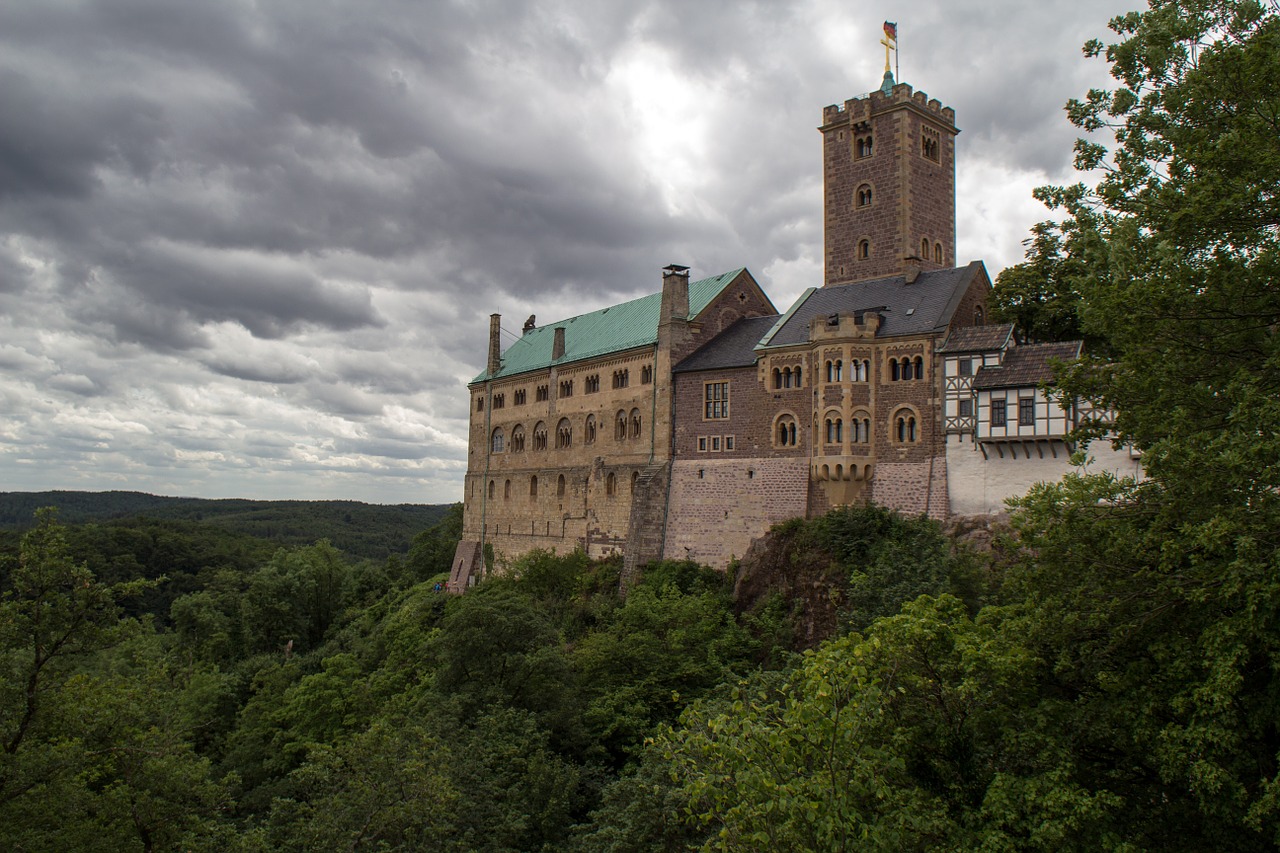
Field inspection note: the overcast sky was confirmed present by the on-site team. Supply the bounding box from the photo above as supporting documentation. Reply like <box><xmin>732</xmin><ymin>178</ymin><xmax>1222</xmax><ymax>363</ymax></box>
<box><xmin>0</xmin><ymin>0</ymin><xmax>1139</xmax><ymax>505</ymax></box>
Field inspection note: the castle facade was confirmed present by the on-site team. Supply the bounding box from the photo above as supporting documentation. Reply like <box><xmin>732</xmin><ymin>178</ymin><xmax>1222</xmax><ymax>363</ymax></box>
<box><xmin>451</xmin><ymin>73</ymin><xmax>1141</xmax><ymax>587</ymax></box>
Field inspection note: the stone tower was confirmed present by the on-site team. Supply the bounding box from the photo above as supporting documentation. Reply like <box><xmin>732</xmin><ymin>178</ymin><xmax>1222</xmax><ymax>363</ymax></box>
<box><xmin>820</xmin><ymin>75</ymin><xmax>958</xmax><ymax>286</ymax></box>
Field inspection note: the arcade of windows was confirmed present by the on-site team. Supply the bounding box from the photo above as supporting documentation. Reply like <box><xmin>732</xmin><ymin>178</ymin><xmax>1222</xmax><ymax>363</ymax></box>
<box><xmin>514</xmin><ymin>388</ymin><xmax>527</xmax><ymax>405</ymax></box>
<box><xmin>856</xmin><ymin>184</ymin><xmax>873</xmax><ymax>207</ymax></box>
<box><xmin>585</xmin><ymin>374</ymin><xmax>600</xmax><ymax>394</ymax></box>
<box><xmin>772</xmin><ymin>365</ymin><xmax>802</xmax><ymax>389</ymax></box>
<box><xmin>825</xmin><ymin>358</ymin><xmax>871</xmax><ymax>383</ymax></box>
<box><xmin>697</xmin><ymin>435</ymin><xmax>736</xmax><ymax>452</ymax></box>
<box><xmin>856</xmin><ymin>134</ymin><xmax>873</xmax><ymax>158</ymax></box>
<box><xmin>559</xmin><ymin>379</ymin><xmax>573</xmax><ymax>398</ymax></box>
<box><xmin>488</xmin><ymin>411</ymin><xmax>639</xmax><ymax>455</ymax></box>
<box><xmin>890</xmin><ymin>356</ymin><xmax>925</xmax><ymax>381</ymax></box>
<box><xmin>612</xmin><ymin>369</ymin><xmax>629</xmax><ymax>389</ymax></box>
<box><xmin>536</xmin><ymin>384</ymin><xmax>549</xmax><ymax>402</ymax></box>
<box><xmin>894</xmin><ymin>408</ymin><xmax>918</xmax><ymax>443</ymax></box>
<box><xmin>920</xmin><ymin>238</ymin><xmax>944</xmax><ymax>264</ymax></box>
<box><xmin>487</xmin><ymin>469</ymin><xmax>647</xmax><ymax>504</ymax></box>
<box><xmin>921</xmin><ymin>129</ymin><xmax>940</xmax><ymax>162</ymax></box>
<box><xmin>640</xmin><ymin>364</ymin><xmax>653</xmax><ymax>384</ymax></box>
<box><xmin>775</xmin><ymin>413</ymin><xmax>798</xmax><ymax>447</ymax></box>
<box><xmin>823</xmin><ymin>415</ymin><xmax>872</xmax><ymax>445</ymax></box>
<box><xmin>493</xmin><ymin>393</ymin><xmax>505</xmax><ymax>409</ymax></box>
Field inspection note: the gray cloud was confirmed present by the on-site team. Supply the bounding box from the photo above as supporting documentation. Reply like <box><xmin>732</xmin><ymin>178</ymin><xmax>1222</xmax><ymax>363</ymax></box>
<box><xmin>0</xmin><ymin>0</ymin><xmax>1139</xmax><ymax>503</ymax></box>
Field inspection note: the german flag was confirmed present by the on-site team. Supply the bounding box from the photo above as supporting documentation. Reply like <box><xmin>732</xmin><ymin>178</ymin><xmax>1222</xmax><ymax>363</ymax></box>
<box><xmin>883</xmin><ymin>21</ymin><xmax>898</xmax><ymax>41</ymax></box>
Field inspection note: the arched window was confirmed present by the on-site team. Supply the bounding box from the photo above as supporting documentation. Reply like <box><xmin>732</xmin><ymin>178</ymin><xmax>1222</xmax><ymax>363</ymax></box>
<box><xmin>773</xmin><ymin>368</ymin><xmax>783</xmax><ymax>389</ymax></box>
<box><xmin>934</xmin><ymin>242</ymin><xmax>943</xmax><ymax>264</ymax></box>
<box><xmin>584</xmin><ymin>415</ymin><xmax>596</xmax><ymax>445</ymax></box>
<box><xmin>511</xmin><ymin>424</ymin><xmax>525</xmax><ymax>452</ymax></box>
<box><xmin>825</xmin><ymin>360</ymin><xmax>834</xmax><ymax>383</ymax></box>
<box><xmin>974</xmin><ymin>307</ymin><xmax>985</xmax><ymax>326</ymax></box>
<box><xmin>504</xmin><ymin>479</ymin><xmax>511</xmax><ymax>500</ymax></box>
<box><xmin>851</xmin><ymin>415</ymin><xmax>872</xmax><ymax>444</ymax></box>
<box><xmin>487</xmin><ymin>480</ymin><xmax>495</xmax><ymax>500</ymax></box>
<box><xmin>825</xmin><ymin>417</ymin><xmax>843</xmax><ymax>444</ymax></box>
<box><xmin>856</xmin><ymin>135</ymin><xmax>873</xmax><ymax>158</ymax></box>
<box><xmin>606</xmin><ymin>472</ymin><xmax>616</xmax><ymax>496</ymax></box>
<box><xmin>914</xmin><ymin>356</ymin><xmax>924</xmax><ymax>380</ymax></box>
<box><xmin>775</xmin><ymin>414</ymin><xmax>798</xmax><ymax>448</ymax></box>
<box><xmin>557</xmin><ymin>474</ymin><xmax>566</xmax><ymax>497</ymax></box>
<box><xmin>794</xmin><ymin>365</ymin><xmax>802</xmax><ymax>386</ymax></box>
<box><xmin>530</xmin><ymin>475</ymin><xmax>538</xmax><ymax>498</ymax></box>
<box><xmin>615</xmin><ymin>410</ymin><xmax>627</xmax><ymax>441</ymax></box>
<box><xmin>891</xmin><ymin>359</ymin><xmax>901</xmax><ymax>381</ymax></box>
<box><xmin>895</xmin><ymin>409</ymin><xmax>919</xmax><ymax>443</ymax></box>
<box><xmin>533</xmin><ymin>421</ymin><xmax>547</xmax><ymax>450</ymax></box>
<box><xmin>858</xmin><ymin>240</ymin><xmax>870</xmax><ymax>260</ymax></box>
<box><xmin>856</xmin><ymin>184</ymin><xmax>873</xmax><ymax>207</ymax></box>
<box><xmin>631</xmin><ymin>470</ymin><xmax>639</xmax><ymax>494</ymax></box>
<box><xmin>630</xmin><ymin>408</ymin><xmax>642</xmax><ymax>439</ymax></box>
<box><xmin>555</xmin><ymin>417</ymin><xmax>572</xmax><ymax>449</ymax></box>
<box><xmin>491</xmin><ymin>427</ymin><xmax>504</xmax><ymax>453</ymax></box>
<box><xmin>834</xmin><ymin>360</ymin><xmax>843</xmax><ymax>382</ymax></box>
<box><xmin>921</xmin><ymin>237</ymin><xmax>930</xmax><ymax>258</ymax></box>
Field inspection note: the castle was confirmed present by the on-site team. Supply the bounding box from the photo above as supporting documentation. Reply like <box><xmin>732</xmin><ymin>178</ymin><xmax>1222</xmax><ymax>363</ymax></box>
<box><xmin>450</xmin><ymin>64</ymin><xmax>1142</xmax><ymax>588</ymax></box>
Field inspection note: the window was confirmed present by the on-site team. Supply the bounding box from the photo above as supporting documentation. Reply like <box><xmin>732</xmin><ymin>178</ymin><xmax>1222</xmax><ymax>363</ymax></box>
<box><xmin>851</xmin><ymin>359</ymin><xmax>867</xmax><ymax>382</ymax></box>
<box><xmin>511</xmin><ymin>424</ymin><xmax>525</xmax><ymax>452</ymax></box>
<box><xmin>959</xmin><ymin>399</ymin><xmax>973</xmax><ymax>417</ymax></box>
<box><xmin>488</xmin><ymin>480</ymin><xmax>495</xmax><ymax>499</ymax></box>
<box><xmin>606</xmin><ymin>472</ymin><xmax>616</xmax><ymax>496</ymax></box>
<box><xmin>921</xmin><ymin>129</ymin><xmax>940</xmax><ymax>162</ymax></box>
<box><xmin>514</xmin><ymin>388</ymin><xmax>527</xmax><ymax>405</ymax></box>
<box><xmin>630</xmin><ymin>409</ymin><xmax>642</xmax><ymax>439</ymax></box>
<box><xmin>891</xmin><ymin>359</ymin><xmax>901</xmax><ymax>381</ymax></box>
<box><xmin>1019</xmin><ymin>397</ymin><xmax>1036</xmax><ymax>426</ymax></box>
<box><xmin>530</xmin><ymin>475</ymin><xmax>538</xmax><ymax>498</ymax></box>
<box><xmin>504</xmin><ymin>480</ymin><xmax>511</xmax><ymax>500</ymax></box>
<box><xmin>491</xmin><ymin>428</ymin><xmax>504</xmax><ymax>453</ymax></box>
<box><xmin>825</xmin><ymin>417</ymin><xmax>843</xmax><ymax>444</ymax></box>
<box><xmin>533</xmin><ymin>421</ymin><xmax>548</xmax><ymax>450</ymax></box>
<box><xmin>934</xmin><ymin>242</ymin><xmax>943</xmax><ymax>264</ymax></box>
<box><xmin>724</xmin><ymin>436</ymin><xmax>735</xmax><ymax>451</ymax></box>
<box><xmin>773</xmin><ymin>368</ymin><xmax>783</xmax><ymax>390</ymax></box>
<box><xmin>851</xmin><ymin>416</ymin><xmax>871</xmax><ymax>443</ymax></box>
<box><xmin>559</xmin><ymin>380</ymin><xmax>573</xmax><ymax>398</ymax></box>
<box><xmin>476</xmin><ymin>396</ymin><xmax>484</xmax><ymax>411</ymax></box>
<box><xmin>631</xmin><ymin>470</ymin><xmax>639</xmax><ymax>493</ymax></box>
<box><xmin>974</xmin><ymin>307</ymin><xmax>985</xmax><ymax>326</ymax></box>
<box><xmin>856</xmin><ymin>134</ymin><xmax>873</xmax><ymax>158</ymax></box>
<box><xmin>959</xmin><ymin>359</ymin><xmax>973</xmax><ymax>376</ymax></box>
<box><xmin>698</xmin><ymin>436</ymin><xmax>708</xmax><ymax>452</ymax></box>
<box><xmin>895</xmin><ymin>411</ymin><xmax>918</xmax><ymax>442</ymax></box>
<box><xmin>858</xmin><ymin>239</ymin><xmax>870</xmax><ymax>260</ymax></box>
<box><xmin>536</xmin><ymin>385</ymin><xmax>549</xmax><ymax>402</ymax></box>
<box><xmin>555</xmin><ymin>417</ymin><xmax>572</xmax><ymax>449</ymax></box>
<box><xmin>641</xmin><ymin>365</ymin><xmax>653</xmax><ymax>384</ymax></box>
<box><xmin>776</xmin><ymin>414</ymin><xmax>798</xmax><ymax>447</ymax></box>
<box><xmin>557</xmin><ymin>474</ymin><xmax>566</xmax><ymax>497</ymax></box>
<box><xmin>711</xmin><ymin>436</ymin><xmax>721</xmax><ymax>452</ymax></box>
<box><xmin>922</xmin><ymin>237</ymin><xmax>930</xmax><ymax>258</ymax></box>
<box><xmin>856</xmin><ymin>184</ymin><xmax>873</xmax><ymax>207</ymax></box>
<box><xmin>991</xmin><ymin>399</ymin><xmax>1006</xmax><ymax>427</ymax></box>
<box><xmin>615</xmin><ymin>410</ymin><xmax>627</xmax><ymax>441</ymax></box>
<box><xmin>914</xmin><ymin>356</ymin><xmax>924</xmax><ymax>380</ymax></box>
<box><xmin>493</xmin><ymin>393</ymin><xmax>505</xmax><ymax>409</ymax></box>
<box><xmin>704</xmin><ymin>382</ymin><xmax>729</xmax><ymax>419</ymax></box>
<box><xmin>612</xmin><ymin>369</ymin><xmax>629</xmax><ymax>389</ymax></box>
<box><xmin>584</xmin><ymin>415</ymin><xmax>596</xmax><ymax>445</ymax></box>
<box><xmin>585</xmin><ymin>374</ymin><xmax>600</xmax><ymax>394</ymax></box>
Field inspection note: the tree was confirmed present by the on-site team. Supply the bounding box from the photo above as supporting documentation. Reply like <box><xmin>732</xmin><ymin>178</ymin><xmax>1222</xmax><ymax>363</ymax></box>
<box><xmin>991</xmin><ymin>221</ymin><xmax>1093</xmax><ymax>345</ymax></box>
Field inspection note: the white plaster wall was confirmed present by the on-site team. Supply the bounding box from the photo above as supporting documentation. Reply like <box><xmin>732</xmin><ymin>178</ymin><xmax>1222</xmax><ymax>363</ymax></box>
<box><xmin>946</xmin><ymin>434</ymin><xmax>1144</xmax><ymax>515</ymax></box>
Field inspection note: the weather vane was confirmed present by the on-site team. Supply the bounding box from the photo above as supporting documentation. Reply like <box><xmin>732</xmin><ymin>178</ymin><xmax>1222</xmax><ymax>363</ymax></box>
<box><xmin>880</xmin><ymin>21</ymin><xmax>899</xmax><ymax>91</ymax></box>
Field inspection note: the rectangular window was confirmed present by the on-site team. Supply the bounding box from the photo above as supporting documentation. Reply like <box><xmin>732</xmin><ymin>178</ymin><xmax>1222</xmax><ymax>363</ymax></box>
<box><xmin>711</xmin><ymin>436</ymin><xmax>721</xmax><ymax>452</ymax></box>
<box><xmin>724</xmin><ymin>435</ymin><xmax>735</xmax><ymax>451</ymax></box>
<box><xmin>958</xmin><ymin>399</ymin><xmax>973</xmax><ymax>417</ymax></box>
<box><xmin>990</xmin><ymin>399</ymin><xmax>1006</xmax><ymax>427</ymax></box>
<box><xmin>959</xmin><ymin>359</ymin><xmax>972</xmax><ymax>376</ymax></box>
<box><xmin>698</xmin><ymin>437</ymin><xmax>707</xmax><ymax>452</ymax></box>
<box><xmin>704</xmin><ymin>381</ymin><xmax>729</xmax><ymax>419</ymax></box>
<box><xmin>1019</xmin><ymin>397</ymin><xmax>1036</xmax><ymax>426</ymax></box>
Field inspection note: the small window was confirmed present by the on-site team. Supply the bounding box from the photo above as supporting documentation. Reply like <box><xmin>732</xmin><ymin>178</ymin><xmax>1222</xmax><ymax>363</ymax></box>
<box><xmin>536</xmin><ymin>385</ymin><xmax>549</xmax><ymax>402</ymax></box>
<box><xmin>921</xmin><ymin>237</ymin><xmax>930</xmax><ymax>258</ymax></box>
<box><xmin>641</xmin><ymin>365</ymin><xmax>653</xmax><ymax>384</ymax></box>
<box><xmin>585</xmin><ymin>415</ymin><xmax>596</xmax><ymax>445</ymax></box>
<box><xmin>557</xmin><ymin>474</ymin><xmax>566</xmax><ymax>497</ymax></box>
<box><xmin>914</xmin><ymin>356</ymin><xmax>924</xmax><ymax>379</ymax></box>
<box><xmin>615</xmin><ymin>411</ymin><xmax>627</xmax><ymax>441</ymax></box>
<box><xmin>559</xmin><ymin>380</ymin><xmax>573</xmax><ymax>398</ymax></box>
<box><xmin>631</xmin><ymin>470</ymin><xmax>639</xmax><ymax>493</ymax></box>
<box><xmin>491</xmin><ymin>428</ymin><xmax>504</xmax><ymax>453</ymax></box>
<box><xmin>974</xmin><ymin>307</ymin><xmax>985</xmax><ymax>326</ymax></box>
<box><xmin>606</xmin><ymin>472</ymin><xmax>616</xmax><ymax>496</ymax></box>
<box><xmin>776</xmin><ymin>415</ymin><xmax>798</xmax><ymax>447</ymax></box>
<box><xmin>1019</xmin><ymin>397</ymin><xmax>1036</xmax><ymax>426</ymax></box>
<box><xmin>585</xmin><ymin>374</ymin><xmax>600</xmax><ymax>394</ymax></box>
<box><xmin>724</xmin><ymin>435</ymin><xmax>735</xmax><ymax>451</ymax></box>
<box><xmin>895</xmin><ymin>412</ymin><xmax>918</xmax><ymax>443</ymax></box>
<box><xmin>856</xmin><ymin>184</ymin><xmax>873</xmax><ymax>207</ymax></box>
<box><xmin>488</xmin><ymin>480</ymin><xmax>495</xmax><ymax>500</ymax></box>
<box><xmin>514</xmin><ymin>389</ymin><xmax>527</xmax><ymax>406</ymax></box>
<box><xmin>959</xmin><ymin>359</ymin><xmax>973</xmax><ymax>376</ymax></box>
<box><xmin>476</xmin><ymin>396</ymin><xmax>484</xmax><ymax>411</ymax></box>
<box><xmin>773</xmin><ymin>368</ymin><xmax>783</xmax><ymax>390</ymax></box>
<box><xmin>493</xmin><ymin>393</ymin><xmax>505</xmax><ymax>409</ymax></box>
<box><xmin>991</xmin><ymin>399</ymin><xmax>1007</xmax><ymax>427</ymax></box>
<box><xmin>711</xmin><ymin>436</ymin><xmax>721</xmax><ymax>452</ymax></box>
<box><xmin>630</xmin><ymin>409</ymin><xmax>642</xmax><ymax>439</ymax></box>
<box><xmin>698</xmin><ymin>436</ymin><xmax>708</xmax><ymax>452</ymax></box>
<box><xmin>504</xmin><ymin>480</ymin><xmax>511</xmax><ymax>500</ymax></box>
<box><xmin>555</xmin><ymin>417</ymin><xmax>572</xmax><ymax>449</ymax></box>
<box><xmin>959</xmin><ymin>399</ymin><xmax>973</xmax><ymax>417</ymax></box>
<box><xmin>511</xmin><ymin>425</ymin><xmax>525</xmax><ymax>452</ymax></box>
<box><xmin>858</xmin><ymin>239</ymin><xmax>870</xmax><ymax>260</ymax></box>
<box><xmin>856</xmin><ymin>135</ymin><xmax>873</xmax><ymax>158</ymax></box>
<box><xmin>530</xmin><ymin>475</ymin><xmax>538</xmax><ymax>498</ymax></box>
<box><xmin>934</xmin><ymin>242</ymin><xmax>943</xmax><ymax>264</ymax></box>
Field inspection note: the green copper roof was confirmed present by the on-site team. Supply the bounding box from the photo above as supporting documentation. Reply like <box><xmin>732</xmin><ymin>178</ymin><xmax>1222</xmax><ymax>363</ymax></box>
<box><xmin>471</xmin><ymin>269</ymin><xmax>746</xmax><ymax>384</ymax></box>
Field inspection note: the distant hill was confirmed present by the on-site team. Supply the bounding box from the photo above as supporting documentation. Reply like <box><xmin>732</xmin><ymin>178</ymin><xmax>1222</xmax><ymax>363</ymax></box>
<box><xmin>0</xmin><ymin>491</ymin><xmax>453</xmax><ymax>560</ymax></box>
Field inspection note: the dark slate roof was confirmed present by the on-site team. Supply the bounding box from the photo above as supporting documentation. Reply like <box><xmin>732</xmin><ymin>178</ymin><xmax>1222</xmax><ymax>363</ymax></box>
<box><xmin>673</xmin><ymin>315</ymin><xmax>781</xmax><ymax>373</ymax></box>
<box><xmin>757</xmin><ymin>262</ymin><xmax>988</xmax><ymax>349</ymax></box>
<box><xmin>472</xmin><ymin>269</ymin><xmax>756</xmax><ymax>383</ymax></box>
<box><xmin>938</xmin><ymin>323</ymin><xmax>1015</xmax><ymax>354</ymax></box>
<box><xmin>973</xmin><ymin>341</ymin><xmax>1083</xmax><ymax>390</ymax></box>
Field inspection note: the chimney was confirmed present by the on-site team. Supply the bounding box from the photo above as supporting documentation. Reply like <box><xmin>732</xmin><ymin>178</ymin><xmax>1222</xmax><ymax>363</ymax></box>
<box><xmin>660</xmin><ymin>264</ymin><xmax>690</xmax><ymax>325</ymax></box>
<box><xmin>523</xmin><ymin>314</ymin><xmax>536</xmax><ymax>334</ymax></box>
<box><xmin>552</xmin><ymin>326</ymin><xmax>566</xmax><ymax>360</ymax></box>
<box><xmin>487</xmin><ymin>313</ymin><xmax>502</xmax><ymax>376</ymax></box>
<box><xmin>903</xmin><ymin>255</ymin><xmax>922</xmax><ymax>284</ymax></box>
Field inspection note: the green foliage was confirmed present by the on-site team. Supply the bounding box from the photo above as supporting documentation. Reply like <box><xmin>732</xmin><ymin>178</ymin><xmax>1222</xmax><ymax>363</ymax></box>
<box><xmin>991</xmin><ymin>221</ymin><xmax>1094</xmax><ymax>345</ymax></box>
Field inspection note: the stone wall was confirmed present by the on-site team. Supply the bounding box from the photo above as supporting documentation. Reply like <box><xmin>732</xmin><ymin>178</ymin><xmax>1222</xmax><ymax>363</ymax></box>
<box><xmin>663</xmin><ymin>458</ymin><xmax>810</xmax><ymax>567</ymax></box>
